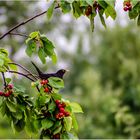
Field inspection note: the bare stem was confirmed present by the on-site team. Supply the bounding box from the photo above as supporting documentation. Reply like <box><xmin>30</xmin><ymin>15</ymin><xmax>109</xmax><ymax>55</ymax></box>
<box><xmin>0</xmin><ymin>6</ymin><xmax>60</xmax><ymax>40</ymax></box>
<box><xmin>1</xmin><ymin>72</ymin><xmax>7</xmax><ymax>89</ymax></box>
<box><xmin>8</xmin><ymin>62</ymin><xmax>38</xmax><ymax>80</ymax></box>
<box><xmin>7</xmin><ymin>70</ymin><xmax>34</xmax><ymax>82</ymax></box>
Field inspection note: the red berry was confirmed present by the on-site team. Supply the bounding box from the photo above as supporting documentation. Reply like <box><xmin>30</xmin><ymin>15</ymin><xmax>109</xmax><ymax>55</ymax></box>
<box><xmin>4</xmin><ymin>93</ymin><xmax>10</xmax><ymax>97</ymax></box>
<box><xmin>0</xmin><ymin>91</ymin><xmax>4</xmax><ymax>96</ymax></box>
<box><xmin>59</xmin><ymin>112</ymin><xmax>64</xmax><ymax>118</ymax></box>
<box><xmin>125</xmin><ymin>1</ymin><xmax>131</xmax><ymax>7</ymax></box>
<box><xmin>53</xmin><ymin>134</ymin><xmax>60</xmax><ymax>139</ymax></box>
<box><xmin>44</xmin><ymin>87</ymin><xmax>49</xmax><ymax>93</ymax></box>
<box><xmin>8</xmin><ymin>90</ymin><xmax>13</xmax><ymax>95</ymax></box>
<box><xmin>59</xmin><ymin>107</ymin><xmax>65</xmax><ymax>113</ymax></box>
<box><xmin>85</xmin><ymin>5</ymin><xmax>92</xmax><ymax>16</ymax></box>
<box><xmin>56</xmin><ymin>114</ymin><xmax>59</xmax><ymax>119</ymax></box>
<box><xmin>123</xmin><ymin>7</ymin><xmax>128</xmax><ymax>11</ymax></box>
<box><xmin>61</xmin><ymin>102</ymin><xmax>66</xmax><ymax>108</ymax></box>
<box><xmin>55</xmin><ymin>100</ymin><xmax>60</xmax><ymax>105</ymax></box>
<box><xmin>7</xmin><ymin>84</ymin><xmax>13</xmax><ymax>89</ymax></box>
<box><xmin>58</xmin><ymin>104</ymin><xmax>62</xmax><ymax>109</ymax></box>
<box><xmin>64</xmin><ymin>111</ymin><xmax>70</xmax><ymax>117</ymax></box>
<box><xmin>127</xmin><ymin>6</ymin><xmax>132</xmax><ymax>11</ymax></box>
<box><xmin>44</xmin><ymin>80</ymin><xmax>48</xmax><ymax>84</ymax></box>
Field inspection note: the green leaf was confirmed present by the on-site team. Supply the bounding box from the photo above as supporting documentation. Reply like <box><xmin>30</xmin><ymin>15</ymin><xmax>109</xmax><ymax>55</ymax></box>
<box><xmin>137</xmin><ymin>15</ymin><xmax>140</xmax><ymax>26</ymax></box>
<box><xmin>29</xmin><ymin>31</ymin><xmax>39</xmax><ymax>39</ymax></box>
<box><xmin>8</xmin><ymin>63</ymin><xmax>17</xmax><ymax>71</ymax></box>
<box><xmin>41</xmin><ymin>118</ymin><xmax>54</xmax><ymax>129</ymax></box>
<box><xmin>72</xmin><ymin>1</ymin><xmax>82</xmax><ymax>18</ymax></box>
<box><xmin>64</xmin><ymin>116</ymin><xmax>72</xmax><ymax>131</ymax></box>
<box><xmin>36</xmin><ymin>95</ymin><xmax>50</xmax><ymax>107</ymax></box>
<box><xmin>48</xmin><ymin>77</ymin><xmax>64</xmax><ymax>89</ymax></box>
<box><xmin>12</xmin><ymin>111</ymin><xmax>23</xmax><ymax>120</ymax></box>
<box><xmin>0</xmin><ymin>102</ymin><xmax>7</xmax><ymax>116</ymax></box>
<box><xmin>99</xmin><ymin>10</ymin><xmax>106</xmax><ymax>28</ymax></box>
<box><xmin>61</xmin><ymin>132</ymin><xmax>69</xmax><ymax>139</ymax></box>
<box><xmin>38</xmin><ymin>48</ymin><xmax>46</xmax><ymax>64</ymax></box>
<box><xmin>60</xmin><ymin>0</ymin><xmax>71</xmax><ymax>14</ymax></box>
<box><xmin>26</xmin><ymin>39</ymin><xmax>37</xmax><ymax>57</ymax></box>
<box><xmin>6</xmin><ymin>99</ymin><xmax>17</xmax><ymax>113</ymax></box>
<box><xmin>53</xmin><ymin>125</ymin><xmax>62</xmax><ymax>135</ymax></box>
<box><xmin>0</xmin><ymin>59</ymin><xmax>4</xmax><ymax>66</ymax></box>
<box><xmin>105</xmin><ymin>5</ymin><xmax>116</xmax><ymax>20</ymax></box>
<box><xmin>70</xmin><ymin>102</ymin><xmax>83</xmax><ymax>113</ymax></box>
<box><xmin>51</xmin><ymin>53</ymin><xmax>57</xmax><ymax>64</ymax></box>
<box><xmin>5</xmin><ymin>78</ymin><xmax>11</xmax><ymax>84</ymax></box>
<box><xmin>89</xmin><ymin>12</ymin><xmax>96</xmax><ymax>32</ymax></box>
<box><xmin>52</xmin><ymin>93</ymin><xmax>62</xmax><ymax>100</ymax></box>
<box><xmin>98</xmin><ymin>0</ymin><xmax>108</xmax><ymax>9</ymax></box>
<box><xmin>71</xmin><ymin>114</ymin><xmax>78</xmax><ymax>130</ymax></box>
<box><xmin>48</xmin><ymin>100</ymin><xmax>56</xmax><ymax>112</ymax></box>
<box><xmin>14</xmin><ymin>119</ymin><xmax>25</xmax><ymax>132</ymax></box>
<box><xmin>85</xmin><ymin>0</ymin><xmax>94</xmax><ymax>6</ymax></box>
<box><xmin>47</xmin><ymin>1</ymin><xmax>55</xmax><ymax>20</ymax></box>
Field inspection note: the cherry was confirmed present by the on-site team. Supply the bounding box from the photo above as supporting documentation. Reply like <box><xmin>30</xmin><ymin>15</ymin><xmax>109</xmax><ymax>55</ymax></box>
<box><xmin>56</xmin><ymin>114</ymin><xmax>60</xmax><ymax>119</ymax></box>
<box><xmin>64</xmin><ymin>111</ymin><xmax>70</xmax><ymax>117</ymax></box>
<box><xmin>55</xmin><ymin>100</ymin><xmax>60</xmax><ymax>105</ymax></box>
<box><xmin>44</xmin><ymin>87</ymin><xmax>49</xmax><ymax>93</ymax></box>
<box><xmin>7</xmin><ymin>84</ymin><xmax>13</xmax><ymax>89</ymax></box>
<box><xmin>61</xmin><ymin>102</ymin><xmax>66</xmax><ymax>108</ymax></box>
<box><xmin>127</xmin><ymin>6</ymin><xmax>132</xmax><ymax>11</ymax></box>
<box><xmin>0</xmin><ymin>91</ymin><xmax>4</xmax><ymax>96</ymax></box>
<box><xmin>125</xmin><ymin>1</ymin><xmax>131</xmax><ymax>7</ymax></box>
<box><xmin>4</xmin><ymin>93</ymin><xmax>10</xmax><ymax>97</ymax></box>
<box><xmin>40</xmin><ymin>80</ymin><xmax>48</xmax><ymax>85</ymax></box>
<box><xmin>85</xmin><ymin>5</ymin><xmax>92</xmax><ymax>16</ymax></box>
<box><xmin>53</xmin><ymin>134</ymin><xmax>60</xmax><ymax>139</ymax></box>
<box><xmin>59</xmin><ymin>107</ymin><xmax>65</xmax><ymax>113</ymax></box>
<box><xmin>58</xmin><ymin>104</ymin><xmax>63</xmax><ymax>109</ymax></box>
<box><xmin>123</xmin><ymin>7</ymin><xmax>128</xmax><ymax>11</ymax></box>
<box><xmin>59</xmin><ymin>112</ymin><xmax>64</xmax><ymax>118</ymax></box>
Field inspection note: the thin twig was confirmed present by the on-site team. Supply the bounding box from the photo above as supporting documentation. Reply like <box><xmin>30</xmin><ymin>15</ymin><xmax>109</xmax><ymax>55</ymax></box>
<box><xmin>1</xmin><ymin>72</ymin><xmax>7</xmax><ymax>89</ymax></box>
<box><xmin>7</xmin><ymin>70</ymin><xmax>34</xmax><ymax>81</ymax></box>
<box><xmin>7</xmin><ymin>70</ymin><xmax>40</xmax><ymax>92</ymax></box>
<box><xmin>8</xmin><ymin>62</ymin><xmax>38</xmax><ymax>80</ymax></box>
<box><xmin>0</xmin><ymin>6</ymin><xmax>60</xmax><ymax>40</ymax></box>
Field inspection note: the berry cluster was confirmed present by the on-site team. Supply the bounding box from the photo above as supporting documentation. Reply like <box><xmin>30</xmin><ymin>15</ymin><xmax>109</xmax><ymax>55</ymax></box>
<box><xmin>0</xmin><ymin>84</ymin><xmax>13</xmax><ymax>97</ymax></box>
<box><xmin>40</xmin><ymin>79</ymin><xmax>51</xmax><ymax>93</ymax></box>
<box><xmin>85</xmin><ymin>1</ymin><xmax>102</xmax><ymax>16</ymax></box>
<box><xmin>123</xmin><ymin>1</ymin><xmax>132</xmax><ymax>11</ymax></box>
<box><xmin>55</xmin><ymin>100</ymin><xmax>70</xmax><ymax>119</ymax></box>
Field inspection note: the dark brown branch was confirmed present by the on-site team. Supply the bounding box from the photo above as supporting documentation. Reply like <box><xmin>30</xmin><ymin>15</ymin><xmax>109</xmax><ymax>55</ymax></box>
<box><xmin>7</xmin><ymin>70</ymin><xmax>40</xmax><ymax>92</ymax></box>
<box><xmin>8</xmin><ymin>62</ymin><xmax>38</xmax><ymax>80</ymax></box>
<box><xmin>1</xmin><ymin>72</ymin><xmax>7</xmax><ymax>89</ymax></box>
<box><xmin>0</xmin><ymin>6</ymin><xmax>60</xmax><ymax>40</ymax></box>
<box><xmin>7</xmin><ymin>70</ymin><xmax>34</xmax><ymax>82</ymax></box>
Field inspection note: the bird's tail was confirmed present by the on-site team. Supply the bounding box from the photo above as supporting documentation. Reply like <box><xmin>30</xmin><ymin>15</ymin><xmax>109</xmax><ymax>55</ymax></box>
<box><xmin>31</xmin><ymin>61</ymin><xmax>43</xmax><ymax>76</ymax></box>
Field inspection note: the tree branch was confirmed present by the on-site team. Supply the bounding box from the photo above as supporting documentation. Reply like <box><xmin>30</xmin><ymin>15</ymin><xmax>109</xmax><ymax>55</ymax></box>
<box><xmin>8</xmin><ymin>62</ymin><xmax>38</xmax><ymax>80</ymax></box>
<box><xmin>1</xmin><ymin>72</ymin><xmax>7</xmax><ymax>89</ymax></box>
<box><xmin>0</xmin><ymin>6</ymin><xmax>60</xmax><ymax>40</ymax></box>
<box><xmin>7</xmin><ymin>70</ymin><xmax>34</xmax><ymax>82</ymax></box>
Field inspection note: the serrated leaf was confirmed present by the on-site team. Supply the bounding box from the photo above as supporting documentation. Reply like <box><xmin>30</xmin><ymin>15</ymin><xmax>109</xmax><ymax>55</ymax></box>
<box><xmin>53</xmin><ymin>125</ymin><xmax>62</xmax><ymax>135</ymax></box>
<box><xmin>6</xmin><ymin>99</ymin><xmax>17</xmax><ymax>113</ymax></box>
<box><xmin>52</xmin><ymin>93</ymin><xmax>62</xmax><ymax>100</ymax></box>
<box><xmin>41</xmin><ymin>118</ymin><xmax>54</xmax><ymax>129</ymax></box>
<box><xmin>47</xmin><ymin>1</ymin><xmax>55</xmax><ymax>20</ymax></box>
<box><xmin>26</xmin><ymin>39</ymin><xmax>37</xmax><ymax>57</ymax></box>
<box><xmin>72</xmin><ymin>1</ymin><xmax>82</xmax><ymax>18</ymax></box>
<box><xmin>51</xmin><ymin>53</ymin><xmax>57</xmax><ymax>64</ymax></box>
<box><xmin>48</xmin><ymin>100</ymin><xmax>56</xmax><ymax>112</ymax></box>
<box><xmin>38</xmin><ymin>48</ymin><xmax>46</xmax><ymax>64</ymax></box>
<box><xmin>29</xmin><ymin>31</ymin><xmax>39</xmax><ymax>39</ymax></box>
<box><xmin>99</xmin><ymin>10</ymin><xmax>106</xmax><ymax>28</ymax></box>
<box><xmin>105</xmin><ymin>5</ymin><xmax>116</xmax><ymax>20</ymax></box>
<box><xmin>14</xmin><ymin>119</ymin><xmax>25</xmax><ymax>132</ymax></box>
<box><xmin>71</xmin><ymin>114</ymin><xmax>78</xmax><ymax>130</ymax></box>
<box><xmin>0</xmin><ymin>59</ymin><xmax>4</xmax><ymax>66</ymax></box>
<box><xmin>60</xmin><ymin>0</ymin><xmax>71</xmax><ymax>14</ymax></box>
<box><xmin>86</xmin><ymin>0</ymin><xmax>94</xmax><ymax>6</ymax></box>
<box><xmin>70</xmin><ymin>102</ymin><xmax>83</xmax><ymax>113</ymax></box>
<box><xmin>48</xmin><ymin>77</ymin><xmax>64</xmax><ymax>89</ymax></box>
<box><xmin>64</xmin><ymin>116</ymin><xmax>72</xmax><ymax>131</ymax></box>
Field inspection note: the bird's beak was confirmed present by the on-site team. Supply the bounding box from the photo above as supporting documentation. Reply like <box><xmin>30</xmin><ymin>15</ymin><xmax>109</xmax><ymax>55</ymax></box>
<box><xmin>65</xmin><ymin>69</ymin><xmax>69</xmax><ymax>72</ymax></box>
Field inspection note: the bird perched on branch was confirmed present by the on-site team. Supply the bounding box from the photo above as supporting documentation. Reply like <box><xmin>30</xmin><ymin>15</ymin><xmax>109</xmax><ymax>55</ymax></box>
<box><xmin>31</xmin><ymin>62</ymin><xmax>67</xmax><ymax>79</ymax></box>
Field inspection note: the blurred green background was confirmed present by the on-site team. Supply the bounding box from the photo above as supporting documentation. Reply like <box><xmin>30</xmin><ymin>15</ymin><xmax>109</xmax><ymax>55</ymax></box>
<box><xmin>1</xmin><ymin>1</ymin><xmax>140</xmax><ymax>139</ymax></box>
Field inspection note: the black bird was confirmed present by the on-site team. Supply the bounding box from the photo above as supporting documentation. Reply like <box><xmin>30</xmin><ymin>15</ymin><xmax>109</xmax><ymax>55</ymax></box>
<box><xmin>31</xmin><ymin>62</ymin><xmax>67</xmax><ymax>79</ymax></box>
